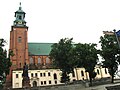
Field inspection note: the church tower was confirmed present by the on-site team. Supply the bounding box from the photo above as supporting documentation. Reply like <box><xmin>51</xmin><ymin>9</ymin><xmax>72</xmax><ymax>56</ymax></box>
<box><xmin>10</xmin><ymin>3</ymin><xmax>28</xmax><ymax>69</ymax></box>
<box><xmin>4</xmin><ymin>3</ymin><xmax>29</xmax><ymax>88</ymax></box>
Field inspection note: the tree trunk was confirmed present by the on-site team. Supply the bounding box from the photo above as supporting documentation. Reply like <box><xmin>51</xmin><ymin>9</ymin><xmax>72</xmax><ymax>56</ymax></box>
<box><xmin>89</xmin><ymin>77</ymin><xmax>92</xmax><ymax>86</ymax></box>
<box><xmin>111</xmin><ymin>73</ymin><xmax>114</xmax><ymax>83</ymax></box>
<box><xmin>89</xmin><ymin>72</ymin><xmax>92</xmax><ymax>86</ymax></box>
<box><xmin>111</xmin><ymin>67</ymin><xmax>114</xmax><ymax>83</ymax></box>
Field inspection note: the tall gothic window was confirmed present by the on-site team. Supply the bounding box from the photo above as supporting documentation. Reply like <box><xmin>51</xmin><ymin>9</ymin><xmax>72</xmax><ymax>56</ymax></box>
<box><xmin>38</xmin><ymin>57</ymin><xmax>41</xmax><ymax>64</ymax></box>
<box><xmin>30</xmin><ymin>57</ymin><xmax>33</xmax><ymax>64</ymax></box>
<box><xmin>105</xmin><ymin>68</ymin><xmax>108</xmax><ymax>74</ymax></box>
<box><xmin>46</xmin><ymin>57</ymin><xmax>49</xmax><ymax>64</ymax></box>
<box><xmin>53</xmin><ymin>73</ymin><xmax>57</xmax><ymax>79</ymax></box>
<box><xmin>97</xmin><ymin>69</ymin><xmax>100</xmax><ymax>75</ymax></box>
<box><xmin>81</xmin><ymin>70</ymin><xmax>84</xmax><ymax>76</ymax></box>
<box><xmin>18</xmin><ymin>37</ymin><xmax>22</xmax><ymax>43</ymax></box>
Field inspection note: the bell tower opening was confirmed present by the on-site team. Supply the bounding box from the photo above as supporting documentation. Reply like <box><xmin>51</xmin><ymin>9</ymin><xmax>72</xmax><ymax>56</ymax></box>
<box><xmin>14</xmin><ymin>2</ymin><xmax>26</xmax><ymax>27</ymax></box>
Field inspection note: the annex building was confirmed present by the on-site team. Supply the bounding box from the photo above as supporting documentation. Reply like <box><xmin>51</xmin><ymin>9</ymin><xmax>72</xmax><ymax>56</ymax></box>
<box><xmin>6</xmin><ymin>3</ymin><xmax>110</xmax><ymax>89</ymax></box>
<box><xmin>12</xmin><ymin>67</ymin><xmax>110</xmax><ymax>88</ymax></box>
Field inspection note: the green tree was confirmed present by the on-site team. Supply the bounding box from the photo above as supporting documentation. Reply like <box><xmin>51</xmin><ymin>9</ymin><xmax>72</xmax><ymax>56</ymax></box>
<box><xmin>49</xmin><ymin>38</ymin><xmax>74</xmax><ymax>83</ymax></box>
<box><xmin>99</xmin><ymin>34</ymin><xmax>120</xmax><ymax>83</ymax></box>
<box><xmin>0</xmin><ymin>39</ymin><xmax>13</xmax><ymax>88</ymax></box>
<box><xmin>73</xmin><ymin>43</ymin><xmax>98</xmax><ymax>86</ymax></box>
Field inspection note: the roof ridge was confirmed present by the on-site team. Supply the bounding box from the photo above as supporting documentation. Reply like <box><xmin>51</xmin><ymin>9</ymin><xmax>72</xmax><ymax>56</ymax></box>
<box><xmin>28</xmin><ymin>42</ymin><xmax>54</xmax><ymax>44</ymax></box>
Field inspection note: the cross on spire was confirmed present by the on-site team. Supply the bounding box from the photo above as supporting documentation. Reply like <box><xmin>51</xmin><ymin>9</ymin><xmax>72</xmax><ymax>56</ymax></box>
<box><xmin>19</xmin><ymin>2</ymin><xmax>22</xmax><ymax>10</ymax></box>
<box><xmin>20</xmin><ymin>2</ymin><xmax>21</xmax><ymax>6</ymax></box>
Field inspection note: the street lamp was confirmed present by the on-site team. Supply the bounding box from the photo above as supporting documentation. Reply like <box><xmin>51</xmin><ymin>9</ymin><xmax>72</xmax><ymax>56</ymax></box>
<box><xmin>113</xmin><ymin>29</ymin><xmax>120</xmax><ymax>49</ymax></box>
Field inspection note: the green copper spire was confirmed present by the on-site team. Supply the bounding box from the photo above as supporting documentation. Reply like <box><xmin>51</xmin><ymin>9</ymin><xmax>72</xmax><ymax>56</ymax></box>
<box><xmin>13</xmin><ymin>2</ymin><xmax>27</xmax><ymax>27</ymax></box>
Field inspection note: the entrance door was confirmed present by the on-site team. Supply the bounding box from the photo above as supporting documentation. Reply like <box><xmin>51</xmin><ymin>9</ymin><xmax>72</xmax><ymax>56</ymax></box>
<box><xmin>33</xmin><ymin>81</ymin><xmax>37</xmax><ymax>87</ymax></box>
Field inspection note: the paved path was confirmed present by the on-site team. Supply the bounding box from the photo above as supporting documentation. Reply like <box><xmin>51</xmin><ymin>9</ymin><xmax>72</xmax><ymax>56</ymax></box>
<box><xmin>84</xmin><ymin>83</ymin><xmax>120</xmax><ymax>90</ymax></box>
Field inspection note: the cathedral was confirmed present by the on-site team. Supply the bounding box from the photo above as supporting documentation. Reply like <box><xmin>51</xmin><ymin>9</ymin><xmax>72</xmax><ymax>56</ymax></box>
<box><xmin>9</xmin><ymin>3</ymin><xmax>52</xmax><ymax>70</ymax></box>
<box><xmin>6</xmin><ymin>3</ymin><xmax>110</xmax><ymax>89</ymax></box>
<box><xmin>6</xmin><ymin>3</ymin><xmax>53</xmax><ymax>88</ymax></box>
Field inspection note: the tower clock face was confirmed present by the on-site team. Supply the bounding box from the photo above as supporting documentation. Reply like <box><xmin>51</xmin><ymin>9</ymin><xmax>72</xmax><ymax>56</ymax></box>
<box><xmin>18</xmin><ymin>21</ymin><xmax>22</xmax><ymax>24</ymax></box>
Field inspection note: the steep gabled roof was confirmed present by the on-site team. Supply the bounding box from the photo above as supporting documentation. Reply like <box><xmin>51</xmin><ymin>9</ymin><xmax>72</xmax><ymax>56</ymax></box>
<box><xmin>28</xmin><ymin>43</ymin><xmax>53</xmax><ymax>56</ymax></box>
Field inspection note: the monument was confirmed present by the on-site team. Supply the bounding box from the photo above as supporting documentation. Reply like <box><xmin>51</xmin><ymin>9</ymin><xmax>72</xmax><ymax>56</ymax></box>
<box><xmin>22</xmin><ymin>63</ymin><xmax>31</xmax><ymax>88</ymax></box>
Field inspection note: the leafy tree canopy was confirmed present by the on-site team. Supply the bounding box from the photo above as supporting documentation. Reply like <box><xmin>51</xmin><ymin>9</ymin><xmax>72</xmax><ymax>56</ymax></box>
<box><xmin>73</xmin><ymin>43</ymin><xmax>98</xmax><ymax>85</ymax></box>
<box><xmin>0</xmin><ymin>39</ymin><xmax>13</xmax><ymax>87</ymax></box>
<box><xmin>99</xmin><ymin>34</ymin><xmax>120</xmax><ymax>83</ymax></box>
<box><xmin>49</xmin><ymin>38</ymin><xmax>74</xmax><ymax>83</ymax></box>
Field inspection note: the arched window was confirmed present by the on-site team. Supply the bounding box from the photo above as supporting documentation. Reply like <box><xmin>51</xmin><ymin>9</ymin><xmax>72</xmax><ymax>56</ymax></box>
<box><xmin>54</xmin><ymin>73</ymin><xmax>57</xmax><ymax>79</ymax></box>
<box><xmin>19</xmin><ymin>16</ymin><xmax>22</xmax><ymax>20</ymax></box>
<box><xmin>33</xmin><ymin>81</ymin><xmax>37</xmax><ymax>87</ymax></box>
<box><xmin>38</xmin><ymin>57</ymin><xmax>41</xmax><ymax>64</ymax></box>
<box><xmin>81</xmin><ymin>70</ymin><xmax>84</xmax><ymax>76</ymax></box>
<box><xmin>30</xmin><ymin>57</ymin><xmax>33</xmax><ymax>64</ymax></box>
<box><xmin>105</xmin><ymin>68</ymin><xmax>107</xmax><ymax>74</ymax></box>
<box><xmin>97</xmin><ymin>69</ymin><xmax>100</xmax><ymax>75</ymax></box>
<box><xmin>55</xmin><ymin>81</ymin><xmax>57</xmax><ymax>84</ymax></box>
<box><xmin>72</xmin><ymin>71</ymin><xmax>75</xmax><ymax>77</ymax></box>
<box><xmin>18</xmin><ymin>37</ymin><xmax>22</xmax><ymax>43</ymax></box>
<box><xmin>48</xmin><ymin>72</ymin><xmax>51</xmax><ymax>76</ymax></box>
<box><xmin>46</xmin><ymin>57</ymin><xmax>49</xmax><ymax>63</ymax></box>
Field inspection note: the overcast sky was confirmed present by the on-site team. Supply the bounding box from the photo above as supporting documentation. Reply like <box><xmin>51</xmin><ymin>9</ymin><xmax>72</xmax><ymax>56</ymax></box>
<box><xmin>0</xmin><ymin>0</ymin><xmax>120</xmax><ymax>49</ymax></box>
